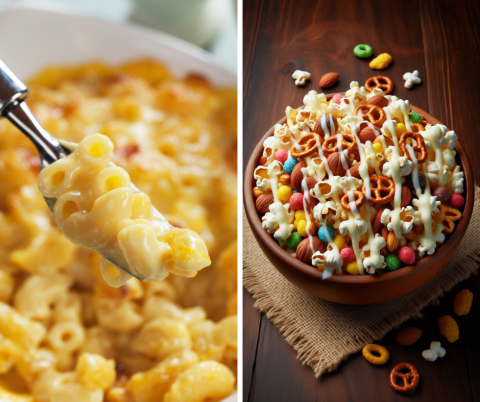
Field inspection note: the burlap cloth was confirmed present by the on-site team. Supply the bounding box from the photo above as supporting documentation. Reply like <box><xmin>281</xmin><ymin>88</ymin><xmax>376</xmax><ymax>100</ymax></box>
<box><xmin>243</xmin><ymin>186</ymin><xmax>480</xmax><ymax>378</ymax></box>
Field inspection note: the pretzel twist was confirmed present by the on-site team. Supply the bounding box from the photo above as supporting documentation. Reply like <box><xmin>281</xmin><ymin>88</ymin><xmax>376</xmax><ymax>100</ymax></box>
<box><xmin>322</xmin><ymin>133</ymin><xmax>358</xmax><ymax>157</ymax></box>
<box><xmin>364</xmin><ymin>175</ymin><xmax>395</xmax><ymax>204</ymax></box>
<box><xmin>290</xmin><ymin>133</ymin><xmax>322</xmax><ymax>158</ymax></box>
<box><xmin>355</xmin><ymin>104</ymin><xmax>387</xmax><ymax>126</ymax></box>
<box><xmin>365</xmin><ymin>76</ymin><xmax>394</xmax><ymax>94</ymax></box>
<box><xmin>390</xmin><ymin>362</ymin><xmax>420</xmax><ymax>393</ymax></box>
<box><xmin>340</xmin><ymin>190</ymin><xmax>366</xmax><ymax>212</ymax></box>
<box><xmin>399</xmin><ymin>132</ymin><xmax>428</xmax><ymax>164</ymax></box>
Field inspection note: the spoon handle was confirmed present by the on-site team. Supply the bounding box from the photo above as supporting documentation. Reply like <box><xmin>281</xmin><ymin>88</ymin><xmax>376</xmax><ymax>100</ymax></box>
<box><xmin>0</xmin><ymin>59</ymin><xmax>66</xmax><ymax>166</ymax></box>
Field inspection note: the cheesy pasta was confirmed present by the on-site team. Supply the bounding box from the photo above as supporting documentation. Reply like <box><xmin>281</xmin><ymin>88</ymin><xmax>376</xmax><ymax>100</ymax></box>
<box><xmin>38</xmin><ymin>133</ymin><xmax>211</xmax><ymax>285</ymax></box>
<box><xmin>0</xmin><ymin>60</ymin><xmax>237</xmax><ymax>402</ymax></box>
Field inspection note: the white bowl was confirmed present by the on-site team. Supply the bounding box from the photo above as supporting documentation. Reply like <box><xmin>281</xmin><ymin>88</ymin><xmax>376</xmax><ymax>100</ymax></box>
<box><xmin>0</xmin><ymin>3</ymin><xmax>237</xmax><ymax>402</ymax></box>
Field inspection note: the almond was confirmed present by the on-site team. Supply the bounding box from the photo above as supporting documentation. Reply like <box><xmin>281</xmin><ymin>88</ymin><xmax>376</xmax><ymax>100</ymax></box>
<box><xmin>314</xmin><ymin>113</ymin><xmax>339</xmax><ymax>138</ymax></box>
<box><xmin>366</xmin><ymin>95</ymin><xmax>389</xmax><ymax>108</ymax></box>
<box><xmin>400</xmin><ymin>186</ymin><xmax>411</xmax><ymax>207</ymax></box>
<box><xmin>358</xmin><ymin>126</ymin><xmax>378</xmax><ymax>144</ymax></box>
<box><xmin>296</xmin><ymin>236</ymin><xmax>325</xmax><ymax>264</ymax></box>
<box><xmin>347</xmin><ymin>164</ymin><xmax>375</xmax><ymax>178</ymax></box>
<box><xmin>290</xmin><ymin>160</ymin><xmax>307</xmax><ymax>189</ymax></box>
<box><xmin>259</xmin><ymin>156</ymin><xmax>268</xmax><ymax>166</ymax></box>
<box><xmin>327</xmin><ymin>152</ymin><xmax>346</xmax><ymax>176</ymax></box>
<box><xmin>305</xmin><ymin>177</ymin><xmax>317</xmax><ymax>190</ymax></box>
<box><xmin>319</xmin><ymin>72</ymin><xmax>339</xmax><ymax>88</ymax></box>
<box><xmin>255</xmin><ymin>192</ymin><xmax>274</xmax><ymax>213</ymax></box>
<box><xmin>279</xmin><ymin>174</ymin><xmax>291</xmax><ymax>186</ymax></box>
<box><xmin>373</xmin><ymin>207</ymin><xmax>389</xmax><ymax>233</ymax></box>
<box><xmin>395</xmin><ymin>327</ymin><xmax>422</xmax><ymax>346</ymax></box>
<box><xmin>387</xmin><ymin>230</ymin><xmax>399</xmax><ymax>252</ymax></box>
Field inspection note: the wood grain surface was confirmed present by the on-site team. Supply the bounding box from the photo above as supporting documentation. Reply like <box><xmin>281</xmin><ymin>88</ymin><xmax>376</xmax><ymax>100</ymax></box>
<box><xmin>243</xmin><ymin>0</ymin><xmax>480</xmax><ymax>401</ymax></box>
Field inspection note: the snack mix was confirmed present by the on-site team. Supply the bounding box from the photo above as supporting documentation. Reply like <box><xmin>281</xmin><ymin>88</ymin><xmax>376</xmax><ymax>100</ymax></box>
<box><xmin>253</xmin><ymin>78</ymin><xmax>465</xmax><ymax>278</ymax></box>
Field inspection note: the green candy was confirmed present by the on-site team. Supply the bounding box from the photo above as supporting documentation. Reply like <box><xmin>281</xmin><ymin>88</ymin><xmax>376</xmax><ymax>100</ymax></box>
<box><xmin>386</xmin><ymin>253</ymin><xmax>401</xmax><ymax>271</ymax></box>
<box><xmin>408</xmin><ymin>113</ymin><xmax>422</xmax><ymax>123</ymax></box>
<box><xmin>353</xmin><ymin>44</ymin><xmax>373</xmax><ymax>58</ymax></box>
<box><xmin>287</xmin><ymin>232</ymin><xmax>303</xmax><ymax>249</ymax></box>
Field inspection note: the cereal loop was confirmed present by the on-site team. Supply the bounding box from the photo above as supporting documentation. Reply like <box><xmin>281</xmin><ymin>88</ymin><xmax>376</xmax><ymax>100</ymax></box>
<box><xmin>399</xmin><ymin>132</ymin><xmax>428</xmax><ymax>164</ymax></box>
<box><xmin>291</xmin><ymin>133</ymin><xmax>322</xmax><ymax>158</ymax></box>
<box><xmin>362</xmin><ymin>344</ymin><xmax>389</xmax><ymax>365</ymax></box>
<box><xmin>340</xmin><ymin>191</ymin><xmax>366</xmax><ymax>212</ymax></box>
<box><xmin>364</xmin><ymin>176</ymin><xmax>395</xmax><ymax>204</ymax></box>
<box><xmin>354</xmin><ymin>104</ymin><xmax>386</xmax><ymax>126</ymax></box>
<box><xmin>365</xmin><ymin>76</ymin><xmax>394</xmax><ymax>94</ymax></box>
<box><xmin>322</xmin><ymin>133</ymin><xmax>358</xmax><ymax>157</ymax></box>
<box><xmin>390</xmin><ymin>362</ymin><xmax>420</xmax><ymax>393</ymax></box>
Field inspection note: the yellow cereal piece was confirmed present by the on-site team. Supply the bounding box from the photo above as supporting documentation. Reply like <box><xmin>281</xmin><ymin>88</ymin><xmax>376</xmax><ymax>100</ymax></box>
<box><xmin>453</xmin><ymin>289</ymin><xmax>473</xmax><ymax>316</ymax></box>
<box><xmin>277</xmin><ymin>185</ymin><xmax>292</xmax><ymax>203</ymax></box>
<box><xmin>362</xmin><ymin>344</ymin><xmax>389</xmax><ymax>365</ymax></box>
<box><xmin>346</xmin><ymin>261</ymin><xmax>359</xmax><ymax>275</ymax></box>
<box><xmin>333</xmin><ymin>235</ymin><xmax>346</xmax><ymax>251</ymax></box>
<box><xmin>295</xmin><ymin>210</ymin><xmax>306</xmax><ymax>222</ymax></box>
<box><xmin>369</xmin><ymin>53</ymin><xmax>392</xmax><ymax>70</ymax></box>
<box><xmin>372</xmin><ymin>142</ymin><xmax>383</xmax><ymax>155</ymax></box>
<box><xmin>297</xmin><ymin>220</ymin><xmax>307</xmax><ymax>237</ymax></box>
<box><xmin>396</xmin><ymin>123</ymin><xmax>407</xmax><ymax>136</ymax></box>
<box><xmin>438</xmin><ymin>315</ymin><xmax>459</xmax><ymax>343</ymax></box>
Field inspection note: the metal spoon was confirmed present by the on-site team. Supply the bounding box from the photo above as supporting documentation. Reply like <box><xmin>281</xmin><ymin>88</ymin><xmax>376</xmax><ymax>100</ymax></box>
<box><xmin>0</xmin><ymin>58</ymin><xmax>171</xmax><ymax>279</ymax></box>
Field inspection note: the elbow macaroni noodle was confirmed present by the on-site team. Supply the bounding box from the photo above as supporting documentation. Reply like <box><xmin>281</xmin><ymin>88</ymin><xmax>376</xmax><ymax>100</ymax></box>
<box><xmin>0</xmin><ymin>60</ymin><xmax>237</xmax><ymax>401</ymax></box>
<box><xmin>38</xmin><ymin>133</ymin><xmax>211</xmax><ymax>286</ymax></box>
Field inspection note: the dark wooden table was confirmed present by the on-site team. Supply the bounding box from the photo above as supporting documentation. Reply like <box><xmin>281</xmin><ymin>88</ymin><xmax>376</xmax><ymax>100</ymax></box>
<box><xmin>243</xmin><ymin>0</ymin><xmax>480</xmax><ymax>401</ymax></box>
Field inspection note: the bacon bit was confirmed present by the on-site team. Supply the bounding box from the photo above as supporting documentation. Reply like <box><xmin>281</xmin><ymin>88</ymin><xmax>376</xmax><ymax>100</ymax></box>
<box><xmin>185</xmin><ymin>73</ymin><xmax>211</xmax><ymax>88</ymax></box>
<box><xmin>119</xmin><ymin>285</ymin><xmax>130</xmax><ymax>297</ymax></box>
<box><xmin>114</xmin><ymin>144</ymin><xmax>140</xmax><ymax>160</ymax></box>
<box><xmin>17</xmin><ymin>149</ymin><xmax>40</xmax><ymax>174</ymax></box>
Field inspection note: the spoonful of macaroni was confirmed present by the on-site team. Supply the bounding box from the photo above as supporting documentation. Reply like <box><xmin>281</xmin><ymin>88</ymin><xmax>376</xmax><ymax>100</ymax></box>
<box><xmin>0</xmin><ymin>59</ymin><xmax>211</xmax><ymax>287</ymax></box>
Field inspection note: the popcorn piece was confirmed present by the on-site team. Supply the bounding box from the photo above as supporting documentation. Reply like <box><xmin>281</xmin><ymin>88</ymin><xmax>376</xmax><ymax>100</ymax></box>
<box><xmin>339</xmin><ymin>218</ymin><xmax>368</xmax><ymax>237</ymax></box>
<box><xmin>381</xmin><ymin>206</ymin><xmax>419</xmax><ymax>234</ymax></box>
<box><xmin>369</xmin><ymin>53</ymin><xmax>392</xmax><ymax>70</ymax></box>
<box><xmin>303</xmin><ymin>90</ymin><xmax>327</xmax><ymax>108</ymax></box>
<box><xmin>292</xmin><ymin>70</ymin><xmax>311</xmax><ymax>86</ymax></box>
<box><xmin>403</xmin><ymin>70</ymin><xmax>422</xmax><ymax>89</ymax></box>
<box><xmin>273</xmin><ymin>124</ymin><xmax>292</xmax><ymax>150</ymax></box>
<box><xmin>422</xmin><ymin>342</ymin><xmax>446</xmax><ymax>362</ymax></box>
<box><xmin>453</xmin><ymin>289</ymin><xmax>473</xmax><ymax>316</ymax></box>
<box><xmin>442</xmin><ymin>148</ymin><xmax>457</xmax><ymax>169</ymax></box>
<box><xmin>313</xmin><ymin>201</ymin><xmax>340</xmax><ymax>227</ymax></box>
<box><xmin>412</xmin><ymin>196</ymin><xmax>441</xmax><ymax>214</ymax></box>
<box><xmin>438</xmin><ymin>315</ymin><xmax>459</xmax><ymax>343</ymax></box>
<box><xmin>382</xmin><ymin>154</ymin><xmax>412</xmax><ymax>178</ymax></box>
<box><xmin>295</xmin><ymin>107</ymin><xmax>316</xmax><ymax>131</ymax></box>
<box><xmin>446</xmin><ymin>165</ymin><xmax>465</xmax><ymax>194</ymax></box>
<box><xmin>334</xmin><ymin>175</ymin><xmax>363</xmax><ymax>191</ymax></box>
<box><xmin>426</xmin><ymin>161</ymin><xmax>450</xmax><ymax>185</ymax></box>
<box><xmin>312</xmin><ymin>246</ymin><xmax>342</xmax><ymax>279</ymax></box>
<box><xmin>361</xmin><ymin>235</ymin><xmax>387</xmax><ymax>274</ymax></box>
<box><xmin>444</xmin><ymin>129</ymin><xmax>457</xmax><ymax>149</ymax></box>
<box><xmin>344</xmin><ymin>81</ymin><xmax>367</xmax><ymax>104</ymax></box>
<box><xmin>262</xmin><ymin>202</ymin><xmax>294</xmax><ymax>234</ymax></box>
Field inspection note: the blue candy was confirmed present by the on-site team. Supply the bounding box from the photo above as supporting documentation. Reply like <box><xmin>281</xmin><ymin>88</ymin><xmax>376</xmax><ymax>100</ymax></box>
<box><xmin>283</xmin><ymin>157</ymin><xmax>299</xmax><ymax>174</ymax></box>
<box><xmin>318</xmin><ymin>225</ymin><xmax>335</xmax><ymax>242</ymax></box>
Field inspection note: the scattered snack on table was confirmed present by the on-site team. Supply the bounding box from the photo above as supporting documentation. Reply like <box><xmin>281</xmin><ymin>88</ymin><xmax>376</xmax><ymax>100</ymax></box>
<box><xmin>292</xmin><ymin>70</ymin><xmax>311</xmax><ymax>86</ymax></box>
<box><xmin>395</xmin><ymin>327</ymin><xmax>422</xmax><ymax>346</ymax></box>
<box><xmin>438</xmin><ymin>315</ymin><xmax>459</xmax><ymax>343</ymax></box>
<box><xmin>362</xmin><ymin>344</ymin><xmax>389</xmax><ymax>365</ymax></box>
<box><xmin>453</xmin><ymin>289</ymin><xmax>473</xmax><ymax>316</ymax></box>
<box><xmin>369</xmin><ymin>53</ymin><xmax>392</xmax><ymax>70</ymax></box>
<box><xmin>353</xmin><ymin>44</ymin><xmax>373</xmax><ymax>58</ymax></box>
<box><xmin>422</xmin><ymin>341</ymin><xmax>446</xmax><ymax>362</ymax></box>
<box><xmin>403</xmin><ymin>70</ymin><xmax>422</xmax><ymax>89</ymax></box>
<box><xmin>252</xmin><ymin>80</ymin><xmax>465</xmax><ymax>278</ymax></box>
<box><xmin>319</xmin><ymin>72</ymin><xmax>340</xmax><ymax>88</ymax></box>
<box><xmin>390</xmin><ymin>362</ymin><xmax>420</xmax><ymax>393</ymax></box>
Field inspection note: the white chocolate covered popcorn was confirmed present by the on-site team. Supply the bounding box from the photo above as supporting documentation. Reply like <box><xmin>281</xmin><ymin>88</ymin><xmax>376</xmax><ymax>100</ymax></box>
<box><xmin>292</xmin><ymin>70</ymin><xmax>311</xmax><ymax>86</ymax></box>
<box><xmin>403</xmin><ymin>70</ymin><xmax>422</xmax><ymax>89</ymax></box>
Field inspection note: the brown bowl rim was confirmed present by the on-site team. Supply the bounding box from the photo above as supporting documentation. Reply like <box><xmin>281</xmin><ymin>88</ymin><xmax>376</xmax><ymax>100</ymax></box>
<box><xmin>244</xmin><ymin>93</ymin><xmax>475</xmax><ymax>285</ymax></box>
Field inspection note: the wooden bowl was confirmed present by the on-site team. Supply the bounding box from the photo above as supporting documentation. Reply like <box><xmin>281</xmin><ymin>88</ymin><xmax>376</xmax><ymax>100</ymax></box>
<box><xmin>244</xmin><ymin>95</ymin><xmax>475</xmax><ymax>305</ymax></box>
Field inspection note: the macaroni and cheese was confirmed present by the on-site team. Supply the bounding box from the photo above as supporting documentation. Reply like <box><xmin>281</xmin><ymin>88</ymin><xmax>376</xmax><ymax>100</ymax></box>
<box><xmin>0</xmin><ymin>60</ymin><xmax>237</xmax><ymax>402</ymax></box>
<box><xmin>38</xmin><ymin>133</ymin><xmax>211</xmax><ymax>286</ymax></box>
